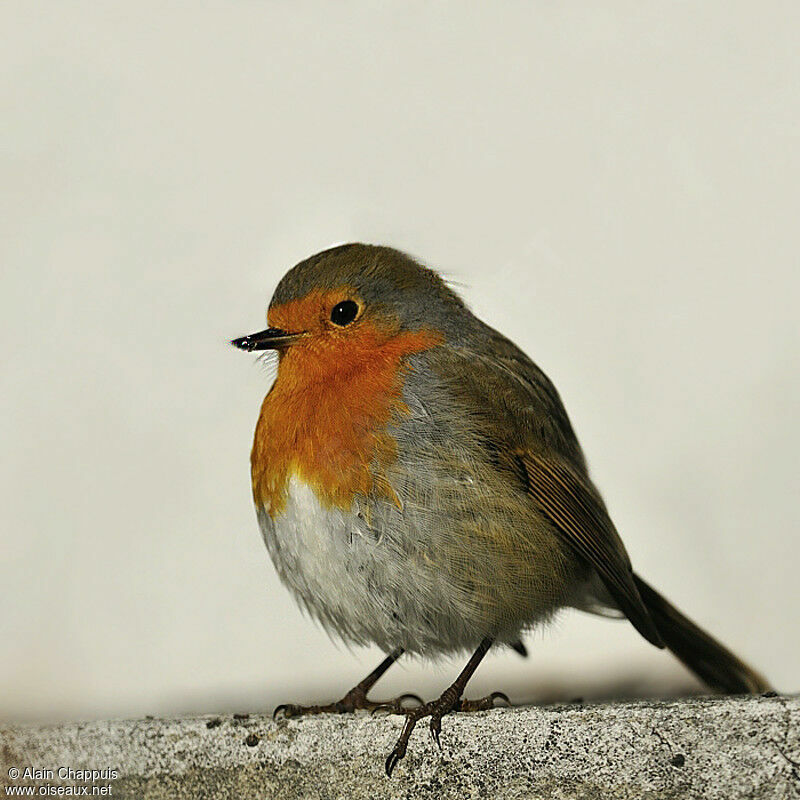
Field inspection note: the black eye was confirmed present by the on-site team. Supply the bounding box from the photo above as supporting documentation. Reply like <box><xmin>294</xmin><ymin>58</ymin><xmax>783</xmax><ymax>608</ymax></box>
<box><xmin>330</xmin><ymin>300</ymin><xmax>359</xmax><ymax>326</ymax></box>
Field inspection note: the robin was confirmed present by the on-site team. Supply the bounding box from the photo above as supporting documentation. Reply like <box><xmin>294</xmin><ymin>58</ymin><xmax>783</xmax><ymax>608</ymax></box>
<box><xmin>232</xmin><ymin>243</ymin><xmax>769</xmax><ymax>776</ymax></box>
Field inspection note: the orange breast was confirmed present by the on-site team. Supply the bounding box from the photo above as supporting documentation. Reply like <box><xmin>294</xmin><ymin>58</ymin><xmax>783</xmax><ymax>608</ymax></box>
<box><xmin>251</xmin><ymin>323</ymin><xmax>440</xmax><ymax>516</ymax></box>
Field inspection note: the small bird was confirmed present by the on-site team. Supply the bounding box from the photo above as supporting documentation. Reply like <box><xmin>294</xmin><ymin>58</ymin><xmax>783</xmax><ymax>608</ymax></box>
<box><xmin>232</xmin><ymin>243</ymin><xmax>769</xmax><ymax>775</ymax></box>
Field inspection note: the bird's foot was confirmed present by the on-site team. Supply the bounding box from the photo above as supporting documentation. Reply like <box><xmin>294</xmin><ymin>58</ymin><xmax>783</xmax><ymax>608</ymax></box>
<box><xmin>274</xmin><ymin>685</ymin><xmax>422</xmax><ymax>719</ymax></box>
<box><xmin>458</xmin><ymin>691</ymin><xmax>510</xmax><ymax>712</ymax></box>
<box><xmin>384</xmin><ymin>689</ymin><xmax>509</xmax><ymax>776</ymax></box>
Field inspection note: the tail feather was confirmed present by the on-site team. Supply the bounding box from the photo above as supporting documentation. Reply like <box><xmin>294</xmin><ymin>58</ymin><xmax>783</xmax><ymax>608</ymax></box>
<box><xmin>633</xmin><ymin>573</ymin><xmax>771</xmax><ymax>694</ymax></box>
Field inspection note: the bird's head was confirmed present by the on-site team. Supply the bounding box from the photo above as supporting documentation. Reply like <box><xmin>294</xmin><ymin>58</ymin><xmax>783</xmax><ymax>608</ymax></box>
<box><xmin>232</xmin><ymin>244</ymin><xmax>464</xmax><ymax>376</ymax></box>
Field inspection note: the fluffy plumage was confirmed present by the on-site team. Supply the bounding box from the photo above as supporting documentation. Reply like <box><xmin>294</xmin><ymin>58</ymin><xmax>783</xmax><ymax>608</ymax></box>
<box><xmin>245</xmin><ymin>243</ymin><xmax>769</xmax><ymax>693</ymax></box>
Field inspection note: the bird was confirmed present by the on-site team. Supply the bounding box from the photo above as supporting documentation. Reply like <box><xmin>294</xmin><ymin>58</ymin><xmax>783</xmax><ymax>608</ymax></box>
<box><xmin>231</xmin><ymin>243</ymin><xmax>770</xmax><ymax>776</ymax></box>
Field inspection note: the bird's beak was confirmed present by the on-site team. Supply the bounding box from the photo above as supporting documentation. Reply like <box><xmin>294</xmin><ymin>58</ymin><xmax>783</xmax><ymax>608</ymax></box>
<box><xmin>230</xmin><ymin>327</ymin><xmax>305</xmax><ymax>352</ymax></box>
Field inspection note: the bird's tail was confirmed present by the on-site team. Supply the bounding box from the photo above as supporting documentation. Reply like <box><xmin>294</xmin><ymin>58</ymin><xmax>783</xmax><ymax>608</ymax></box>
<box><xmin>632</xmin><ymin>573</ymin><xmax>771</xmax><ymax>694</ymax></box>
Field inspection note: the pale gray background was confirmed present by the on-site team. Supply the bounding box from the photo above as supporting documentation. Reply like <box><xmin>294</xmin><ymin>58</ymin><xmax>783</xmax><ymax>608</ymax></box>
<box><xmin>1</xmin><ymin>3</ymin><xmax>797</xmax><ymax>722</ymax></box>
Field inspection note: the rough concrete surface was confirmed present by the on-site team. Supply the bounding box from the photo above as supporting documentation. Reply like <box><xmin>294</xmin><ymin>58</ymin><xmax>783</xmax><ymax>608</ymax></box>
<box><xmin>1</xmin><ymin>695</ymin><xmax>797</xmax><ymax>799</ymax></box>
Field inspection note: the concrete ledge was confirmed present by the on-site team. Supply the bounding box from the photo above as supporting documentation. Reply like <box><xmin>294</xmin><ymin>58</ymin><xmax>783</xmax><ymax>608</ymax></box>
<box><xmin>1</xmin><ymin>695</ymin><xmax>797</xmax><ymax>799</ymax></box>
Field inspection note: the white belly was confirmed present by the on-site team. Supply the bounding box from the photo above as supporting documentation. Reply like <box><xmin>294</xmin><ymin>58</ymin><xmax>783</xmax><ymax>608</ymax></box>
<box><xmin>256</xmin><ymin>475</ymin><xmax>485</xmax><ymax>654</ymax></box>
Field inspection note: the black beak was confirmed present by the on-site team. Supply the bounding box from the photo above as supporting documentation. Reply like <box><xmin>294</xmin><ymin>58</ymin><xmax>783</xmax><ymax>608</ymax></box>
<box><xmin>230</xmin><ymin>327</ymin><xmax>304</xmax><ymax>352</ymax></box>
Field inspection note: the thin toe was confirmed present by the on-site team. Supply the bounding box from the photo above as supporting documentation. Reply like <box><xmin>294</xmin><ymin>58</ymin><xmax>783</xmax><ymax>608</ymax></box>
<box><xmin>429</xmin><ymin>715</ymin><xmax>443</xmax><ymax>748</ymax></box>
<box><xmin>273</xmin><ymin>703</ymin><xmax>295</xmax><ymax>719</ymax></box>
<box><xmin>370</xmin><ymin>692</ymin><xmax>424</xmax><ymax>716</ymax></box>
<box><xmin>458</xmin><ymin>691</ymin><xmax>511</xmax><ymax>712</ymax></box>
<box><xmin>385</xmin><ymin>748</ymin><xmax>404</xmax><ymax>777</ymax></box>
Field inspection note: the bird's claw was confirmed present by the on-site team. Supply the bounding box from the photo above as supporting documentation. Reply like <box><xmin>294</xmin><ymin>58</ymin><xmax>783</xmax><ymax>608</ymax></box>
<box><xmin>272</xmin><ymin>699</ymin><xmax>348</xmax><ymax>719</ymax></box>
<box><xmin>459</xmin><ymin>691</ymin><xmax>511</xmax><ymax>712</ymax></box>
<box><xmin>385</xmin><ymin>746</ymin><xmax>406</xmax><ymax>777</ymax></box>
<box><xmin>273</xmin><ymin>703</ymin><xmax>300</xmax><ymax>720</ymax></box>
<box><xmin>275</xmin><ymin>689</ymin><xmax>424</xmax><ymax>721</ymax></box>
<box><xmin>384</xmin><ymin>688</ymin><xmax>510</xmax><ymax>776</ymax></box>
<box><xmin>370</xmin><ymin>692</ymin><xmax>424</xmax><ymax>716</ymax></box>
<box><xmin>430</xmin><ymin>715</ymin><xmax>442</xmax><ymax>748</ymax></box>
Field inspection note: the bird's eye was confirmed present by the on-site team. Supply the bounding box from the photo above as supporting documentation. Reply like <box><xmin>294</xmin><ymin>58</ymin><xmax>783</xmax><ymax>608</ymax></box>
<box><xmin>330</xmin><ymin>300</ymin><xmax>359</xmax><ymax>326</ymax></box>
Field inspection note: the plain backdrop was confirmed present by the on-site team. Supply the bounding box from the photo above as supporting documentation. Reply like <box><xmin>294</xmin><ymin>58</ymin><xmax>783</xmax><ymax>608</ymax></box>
<box><xmin>1</xmin><ymin>3</ymin><xmax>797</xmax><ymax>722</ymax></box>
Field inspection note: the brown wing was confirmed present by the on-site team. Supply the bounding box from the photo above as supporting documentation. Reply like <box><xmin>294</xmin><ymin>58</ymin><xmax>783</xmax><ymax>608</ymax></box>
<box><xmin>417</xmin><ymin>337</ymin><xmax>665</xmax><ymax>648</ymax></box>
<box><xmin>519</xmin><ymin>451</ymin><xmax>664</xmax><ymax>648</ymax></box>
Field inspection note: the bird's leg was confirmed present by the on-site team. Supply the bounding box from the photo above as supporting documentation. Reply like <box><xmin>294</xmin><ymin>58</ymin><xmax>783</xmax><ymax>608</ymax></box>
<box><xmin>274</xmin><ymin>648</ymin><xmax>421</xmax><ymax>718</ymax></box>
<box><xmin>385</xmin><ymin>637</ymin><xmax>504</xmax><ymax>776</ymax></box>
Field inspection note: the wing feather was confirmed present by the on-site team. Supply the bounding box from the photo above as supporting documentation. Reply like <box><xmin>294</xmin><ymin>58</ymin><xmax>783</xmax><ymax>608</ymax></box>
<box><xmin>519</xmin><ymin>451</ymin><xmax>664</xmax><ymax>648</ymax></box>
